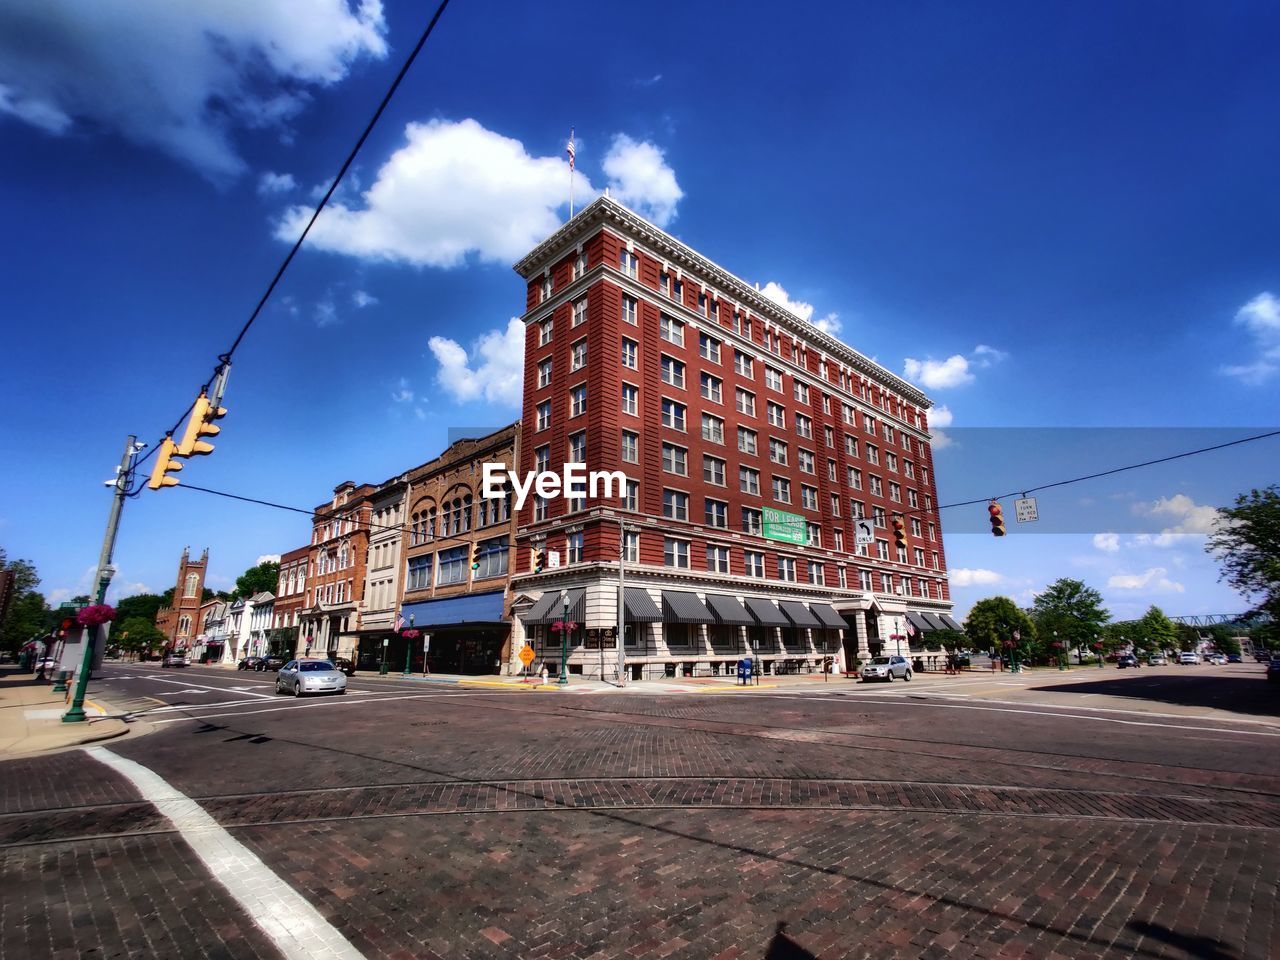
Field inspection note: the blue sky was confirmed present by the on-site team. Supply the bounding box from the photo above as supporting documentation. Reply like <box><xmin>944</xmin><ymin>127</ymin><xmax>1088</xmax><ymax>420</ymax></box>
<box><xmin>1</xmin><ymin>1</ymin><xmax>1276</xmax><ymax>620</ymax></box>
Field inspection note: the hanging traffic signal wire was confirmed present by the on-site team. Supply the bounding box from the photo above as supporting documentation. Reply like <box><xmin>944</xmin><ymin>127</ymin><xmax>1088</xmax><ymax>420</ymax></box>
<box><xmin>168</xmin><ymin>426</ymin><xmax>1280</xmax><ymax>543</ymax></box>
<box><xmin>129</xmin><ymin>0</ymin><xmax>454</xmax><ymax>483</ymax></box>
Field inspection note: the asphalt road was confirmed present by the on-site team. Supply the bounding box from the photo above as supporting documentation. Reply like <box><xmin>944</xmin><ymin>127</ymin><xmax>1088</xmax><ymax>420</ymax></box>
<box><xmin>2</xmin><ymin>662</ymin><xmax>1277</xmax><ymax>960</ymax></box>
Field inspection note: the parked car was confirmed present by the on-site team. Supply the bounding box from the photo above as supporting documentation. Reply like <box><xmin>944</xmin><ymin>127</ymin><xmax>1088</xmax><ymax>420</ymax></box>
<box><xmin>1208</xmin><ymin>654</ymin><xmax>1228</xmax><ymax>665</ymax></box>
<box><xmin>275</xmin><ymin>659</ymin><xmax>348</xmax><ymax>697</ymax></box>
<box><xmin>1178</xmin><ymin>651</ymin><xmax>1199</xmax><ymax>665</ymax></box>
<box><xmin>860</xmin><ymin>655</ymin><xmax>912</xmax><ymax>682</ymax></box>
<box><xmin>1226</xmin><ymin>654</ymin><xmax>1243</xmax><ymax>664</ymax></box>
<box><xmin>1147</xmin><ymin>653</ymin><xmax>1167</xmax><ymax>666</ymax></box>
<box><xmin>1267</xmin><ymin>658</ymin><xmax>1280</xmax><ymax>684</ymax></box>
<box><xmin>260</xmin><ymin>655</ymin><xmax>287</xmax><ymax>671</ymax></box>
<box><xmin>1117</xmin><ymin>654</ymin><xmax>1139</xmax><ymax>669</ymax></box>
<box><xmin>161</xmin><ymin>652</ymin><xmax>188</xmax><ymax>668</ymax></box>
<box><xmin>329</xmin><ymin>656</ymin><xmax>356</xmax><ymax>676</ymax></box>
<box><xmin>237</xmin><ymin>656</ymin><xmax>264</xmax><ymax>671</ymax></box>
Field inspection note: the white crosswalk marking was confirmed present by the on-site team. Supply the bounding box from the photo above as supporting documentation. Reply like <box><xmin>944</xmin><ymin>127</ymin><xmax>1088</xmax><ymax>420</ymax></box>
<box><xmin>87</xmin><ymin>746</ymin><xmax>364</xmax><ymax>960</ymax></box>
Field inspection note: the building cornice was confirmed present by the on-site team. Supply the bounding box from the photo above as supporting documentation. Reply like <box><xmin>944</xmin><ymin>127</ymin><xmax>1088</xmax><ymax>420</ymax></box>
<box><xmin>513</xmin><ymin>196</ymin><xmax>931</xmax><ymax>410</ymax></box>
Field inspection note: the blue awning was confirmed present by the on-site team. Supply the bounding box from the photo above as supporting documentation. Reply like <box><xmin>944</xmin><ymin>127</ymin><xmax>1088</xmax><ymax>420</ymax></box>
<box><xmin>400</xmin><ymin>590</ymin><xmax>506</xmax><ymax>627</ymax></box>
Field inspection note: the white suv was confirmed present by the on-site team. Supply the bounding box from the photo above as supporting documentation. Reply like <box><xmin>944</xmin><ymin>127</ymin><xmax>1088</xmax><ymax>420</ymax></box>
<box><xmin>860</xmin><ymin>655</ymin><xmax>912</xmax><ymax>682</ymax></box>
<box><xmin>1177</xmin><ymin>651</ymin><xmax>1198</xmax><ymax>665</ymax></box>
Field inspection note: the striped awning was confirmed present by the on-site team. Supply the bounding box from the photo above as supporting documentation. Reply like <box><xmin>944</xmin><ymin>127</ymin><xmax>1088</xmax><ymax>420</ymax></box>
<box><xmin>661</xmin><ymin>590</ymin><xmax>716</xmax><ymax>624</ymax></box>
<box><xmin>705</xmin><ymin>593</ymin><xmax>755</xmax><ymax>626</ymax></box>
<box><xmin>523</xmin><ymin>588</ymin><xmax>585</xmax><ymax>624</ymax></box>
<box><xmin>906</xmin><ymin>611</ymin><xmax>935</xmax><ymax>633</ymax></box>
<box><xmin>809</xmin><ymin>602</ymin><xmax>847</xmax><ymax>629</ymax></box>
<box><xmin>921</xmin><ymin>612</ymin><xmax>950</xmax><ymax>632</ymax></box>
<box><xmin>779</xmin><ymin>600</ymin><xmax>821</xmax><ymax>628</ymax></box>
<box><xmin>745</xmin><ymin>597</ymin><xmax>789</xmax><ymax>627</ymax></box>
<box><xmin>623</xmin><ymin>587</ymin><xmax>663</xmax><ymax>623</ymax></box>
<box><xmin>939</xmin><ymin>613</ymin><xmax>965</xmax><ymax>632</ymax></box>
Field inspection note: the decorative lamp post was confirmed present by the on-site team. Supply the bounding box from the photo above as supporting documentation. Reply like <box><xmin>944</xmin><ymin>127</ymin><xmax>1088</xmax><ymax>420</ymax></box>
<box><xmin>403</xmin><ymin>614</ymin><xmax>416</xmax><ymax>676</ymax></box>
<box><xmin>557</xmin><ymin>588</ymin><xmax>571</xmax><ymax>686</ymax></box>
<box><xmin>1094</xmin><ymin>636</ymin><xmax>1104</xmax><ymax>668</ymax></box>
<box><xmin>1053</xmin><ymin>630</ymin><xmax>1065</xmax><ymax>671</ymax></box>
<box><xmin>63</xmin><ymin>603</ymin><xmax>115</xmax><ymax>723</ymax></box>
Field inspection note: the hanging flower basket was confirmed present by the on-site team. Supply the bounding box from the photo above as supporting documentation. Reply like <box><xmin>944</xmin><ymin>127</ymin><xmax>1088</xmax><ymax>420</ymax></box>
<box><xmin>551</xmin><ymin>619</ymin><xmax>578</xmax><ymax>634</ymax></box>
<box><xmin>401</xmin><ymin>629</ymin><xmax>421</xmax><ymax>639</ymax></box>
<box><xmin>77</xmin><ymin>604</ymin><xmax>116</xmax><ymax>627</ymax></box>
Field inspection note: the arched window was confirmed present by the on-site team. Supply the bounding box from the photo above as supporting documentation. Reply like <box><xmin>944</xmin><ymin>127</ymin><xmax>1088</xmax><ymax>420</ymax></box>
<box><xmin>339</xmin><ymin>545</ymin><xmax>349</xmax><ymax>569</ymax></box>
<box><xmin>184</xmin><ymin>573</ymin><xmax>199</xmax><ymax>598</ymax></box>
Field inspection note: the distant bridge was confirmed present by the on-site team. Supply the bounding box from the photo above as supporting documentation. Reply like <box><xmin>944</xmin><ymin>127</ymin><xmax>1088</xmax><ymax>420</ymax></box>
<box><xmin>1114</xmin><ymin>612</ymin><xmax>1271</xmax><ymax>628</ymax></box>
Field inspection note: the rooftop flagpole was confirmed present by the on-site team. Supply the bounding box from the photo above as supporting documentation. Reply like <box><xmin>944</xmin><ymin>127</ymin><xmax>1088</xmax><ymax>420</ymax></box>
<box><xmin>567</xmin><ymin>127</ymin><xmax>576</xmax><ymax>218</ymax></box>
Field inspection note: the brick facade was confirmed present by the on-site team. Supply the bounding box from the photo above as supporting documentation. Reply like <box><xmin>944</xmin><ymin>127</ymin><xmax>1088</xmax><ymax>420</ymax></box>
<box><xmin>509</xmin><ymin>196</ymin><xmax>953</xmax><ymax>679</ymax></box>
<box><xmin>272</xmin><ymin>545</ymin><xmax>309</xmax><ymax>657</ymax></box>
<box><xmin>153</xmin><ymin>547</ymin><xmax>208</xmax><ymax>651</ymax></box>
<box><xmin>298</xmin><ymin>482</ymin><xmax>373</xmax><ymax>660</ymax></box>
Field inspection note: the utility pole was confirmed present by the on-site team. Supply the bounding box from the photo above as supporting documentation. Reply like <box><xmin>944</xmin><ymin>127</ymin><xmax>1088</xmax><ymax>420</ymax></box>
<box><xmin>64</xmin><ymin>435</ymin><xmax>139</xmax><ymax>723</ymax></box>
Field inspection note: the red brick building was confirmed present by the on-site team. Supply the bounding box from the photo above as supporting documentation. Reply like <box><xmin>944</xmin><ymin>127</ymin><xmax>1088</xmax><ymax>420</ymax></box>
<box><xmin>298</xmin><ymin>482</ymin><xmax>373</xmax><ymax>661</ymax></box>
<box><xmin>271</xmin><ymin>545</ymin><xmax>309</xmax><ymax>658</ymax></box>
<box><xmin>386</xmin><ymin>425</ymin><xmax>519</xmax><ymax>675</ymax></box>
<box><xmin>509</xmin><ymin>196</ymin><xmax>957</xmax><ymax>680</ymax></box>
<box><xmin>154</xmin><ymin>547</ymin><xmax>208</xmax><ymax>652</ymax></box>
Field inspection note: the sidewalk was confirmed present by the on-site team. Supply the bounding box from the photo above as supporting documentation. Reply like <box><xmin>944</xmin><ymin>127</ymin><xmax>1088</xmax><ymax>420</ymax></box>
<box><xmin>0</xmin><ymin>667</ymin><xmax>132</xmax><ymax>757</ymax></box>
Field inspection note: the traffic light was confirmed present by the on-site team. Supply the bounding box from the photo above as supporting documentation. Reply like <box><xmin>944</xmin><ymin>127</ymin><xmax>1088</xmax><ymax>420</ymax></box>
<box><xmin>988</xmin><ymin>500</ymin><xmax>1006</xmax><ymax>537</ymax></box>
<box><xmin>147</xmin><ymin>436</ymin><xmax>183</xmax><ymax>490</ymax></box>
<box><xmin>177</xmin><ymin>390</ymin><xmax>226</xmax><ymax>457</ymax></box>
<box><xmin>533</xmin><ymin>547</ymin><xmax>546</xmax><ymax>573</ymax></box>
<box><xmin>891</xmin><ymin>515</ymin><xmax>908</xmax><ymax>551</ymax></box>
<box><xmin>471</xmin><ymin>543</ymin><xmax>481</xmax><ymax>571</ymax></box>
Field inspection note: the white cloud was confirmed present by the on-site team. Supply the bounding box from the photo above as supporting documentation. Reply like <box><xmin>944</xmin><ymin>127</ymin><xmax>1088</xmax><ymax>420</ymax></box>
<box><xmin>257</xmin><ymin>171</ymin><xmax>296</xmax><ymax>196</ymax></box>
<box><xmin>255</xmin><ymin>555</ymin><xmax>281</xmax><ymax>565</ymax></box>
<box><xmin>277</xmin><ymin>121</ymin><xmax>683</xmax><ymax>268</ymax></box>
<box><xmin>391</xmin><ymin>378</ymin><xmax>413</xmax><ymax>403</ymax></box>
<box><xmin>1092</xmin><ymin>533</ymin><xmax>1120</xmax><ymax>553</ymax></box>
<box><xmin>352</xmin><ymin>289</ymin><xmax>378</xmax><ymax>308</ymax></box>
<box><xmin>1220</xmin><ymin>292</ymin><xmax>1280</xmax><ymax>385</ymax></box>
<box><xmin>759</xmin><ymin>281</ymin><xmax>842</xmax><ymax>336</ymax></box>
<box><xmin>1107</xmin><ymin>567</ymin><xmax>1185</xmax><ymax>593</ymax></box>
<box><xmin>314</xmin><ymin>298</ymin><xmax>339</xmax><ymax>327</ymax></box>
<box><xmin>602</xmin><ymin>134</ymin><xmax>683</xmax><ymax>227</ymax></box>
<box><xmin>903</xmin><ymin>345</ymin><xmax>1007</xmax><ymax>391</ymax></box>
<box><xmin>1141</xmin><ymin>494</ymin><xmax>1223</xmax><ymax>535</ymax></box>
<box><xmin>950</xmin><ymin>568</ymin><xmax>1003</xmax><ymax>588</ymax></box>
<box><xmin>0</xmin><ymin>1</ymin><xmax>387</xmax><ymax>180</ymax></box>
<box><xmin>904</xmin><ymin>355</ymin><xmax>974</xmax><ymax>389</ymax></box>
<box><xmin>927</xmin><ymin>405</ymin><xmax>953</xmax><ymax>428</ymax></box>
<box><xmin>428</xmin><ymin>317</ymin><xmax>525</xmax><ymax>407</ymax></box>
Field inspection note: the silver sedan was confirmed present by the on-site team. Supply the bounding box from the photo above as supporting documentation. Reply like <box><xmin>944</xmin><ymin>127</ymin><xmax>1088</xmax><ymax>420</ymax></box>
<box><xmin>275</xmin><ymin>659</ymin><xmax>348</xmax><ymax>697</ymax></box>
<box><xmin>860</xmin><ymin>655</ymin><xmax>912</xmax><ymax>682</ymax></box>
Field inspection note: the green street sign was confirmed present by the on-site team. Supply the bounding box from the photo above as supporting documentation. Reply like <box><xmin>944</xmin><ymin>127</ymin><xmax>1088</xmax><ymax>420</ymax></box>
<box><xmin>763</xmin><ymin>507</ymin><xmax>806</xmax><ymax>545</ymax></box>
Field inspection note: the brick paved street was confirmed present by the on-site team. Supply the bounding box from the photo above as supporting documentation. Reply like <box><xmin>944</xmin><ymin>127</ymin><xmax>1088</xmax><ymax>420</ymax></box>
<box><xmin>1</xmin><ymin>663</ymin><xmax>1277</xmax><ymax>959</ymax></box>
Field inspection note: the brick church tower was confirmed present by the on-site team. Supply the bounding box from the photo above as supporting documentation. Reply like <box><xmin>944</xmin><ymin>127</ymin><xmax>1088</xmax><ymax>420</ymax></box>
<box><xmin>154</xmin><ymin>547</ymin><xmax>209</xmax><ymax>649</ymax></box>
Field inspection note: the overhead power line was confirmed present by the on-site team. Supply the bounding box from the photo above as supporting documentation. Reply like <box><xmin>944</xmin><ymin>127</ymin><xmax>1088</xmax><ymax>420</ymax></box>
<box><xmin>132</xmin><ymin>0</ymin><xmax>454</xmax><ymax>475</ymax></box>
<box><xmin>173</xmin><ymin>428</ymin><xmax>1280</xmax><ymax>543</ymax></box>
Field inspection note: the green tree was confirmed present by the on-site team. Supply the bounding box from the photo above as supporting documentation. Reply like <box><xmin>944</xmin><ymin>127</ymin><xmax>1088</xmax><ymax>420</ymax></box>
<box><xmin>114</xmin><ymin>592</ymin><xmax>168</xmax><ymax>626</ymax></box>
<box><xmin>1137</xmin><ymin>605</ymin><xmax>1179</xmax><ymax>654</ymax></box>
<box><xmin>1</xmin><ymin>550</ymin><xmax>50</xmax><ymax>654</ymax></box>
<box><xmin>1031</xmin><ymin>578</ymin><xmax>1110</xmax><ymax>663</ymax></box>
<box><xmin>114</xmin><ymin>616</ymin><xmax>167</xmax><ymax>660</ymax></box>
<box><xmin>231</xmin><ymin>560</ymin><xmax>279</xmax><ymax>600</ymax></box>
<box><xmin>1207</xmin><ymin>486</ymin><xmax>1280</xmax><ymax>647</ymax></box>
<box><xmin>964</xmin><ymin>597</ymin><xmax>1037</xmax><ymax>660</ymax></box>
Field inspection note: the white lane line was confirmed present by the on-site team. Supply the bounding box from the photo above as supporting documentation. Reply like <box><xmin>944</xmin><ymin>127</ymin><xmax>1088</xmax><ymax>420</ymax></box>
<box><xmin>86</xmin><ymin>746</ymin><xmax>363</xmax><ymax>960</ymax></box>
<box><xmin>764</xmin><ymin>694</ymin><xmax>1280</xmax><ymax>737</ymax></box>
<box><xmin>149</xmin><ymin>692</ymin><xmax>471</xmax><ymax>724</ymax></box>
<box><xmin>113</xmin><ymin>674</ymin><xmax>274</xmax><ymax>699</ymax></box>
<box><xmin>919</xmin><ymin>693</ymin><xmax>1280</xmax><ymax>729</ymax></box>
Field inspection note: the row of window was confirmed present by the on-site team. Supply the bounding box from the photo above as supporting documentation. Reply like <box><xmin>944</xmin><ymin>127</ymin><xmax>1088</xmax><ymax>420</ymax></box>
<box><xmin>408</xmin><ymin>491</ymin><xmax>512</xmax><ymax>545</ymax></box>
<box><xmin>539</xmin><ymin>527</ymin><xmax>944</xmax><ymax>596</ymax></box>
<box><xmin>405</xmin><ymin>538</ymin><xmax>510</xmax><ymax>591</ymax></box>
<box><xmin>534</xmin><ymin>265</ymin><xmax>926</xmax><ymax>435</ymax></box>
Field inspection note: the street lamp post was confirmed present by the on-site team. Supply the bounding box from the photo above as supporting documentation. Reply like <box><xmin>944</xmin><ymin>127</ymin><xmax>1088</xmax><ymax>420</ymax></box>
<box><xmin>403</xmin><ymin>614</ymin><xmax>414</xmax><ymax>676</ymax></box>
<box><xmin>557</xmin><ymin>589</ymin><xmax>570</xmax><ymax>685</ymax></box>
<box><xmin>1096</xmin><ymin>633</ymin><xmax>1103</xmax><ymax>668</ymax></box>
<box><xmin>1054</xmin><ymin>630</ymin><xmax>1065</xmax><ymax>671</ymax></box>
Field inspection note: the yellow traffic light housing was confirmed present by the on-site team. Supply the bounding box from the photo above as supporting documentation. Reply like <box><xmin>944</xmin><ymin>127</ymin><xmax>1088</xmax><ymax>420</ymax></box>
<box><xmin>471</xmin><ymin>543</ymin><xmax>481</xmax><ymax>571</ymax></box>
<box><xmin>178</xmin><ymin>391</ymin><xmax>226</xmax><ymax>457</ymax></box>
<box><xmin>147</xmin><ymin>437</ymin><xmax>183</xmax><ymax>490</ymax></box>
<box><xmin>989</xmin><ymin>501</ymin><xmax>1007</xmax><ymax>537</ymax></box>
<box><xmin>892</xmin><ymin>515</ymin><xmax>908</xmax><ymax>551</ymax></box>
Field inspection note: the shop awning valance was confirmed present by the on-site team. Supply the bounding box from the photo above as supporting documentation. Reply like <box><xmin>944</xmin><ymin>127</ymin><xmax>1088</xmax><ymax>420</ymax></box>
<box><xmin>779</xmin><ymin>600</ymin><xmax>821</xmax><ymax>628</ymax></box>
<box><xmin>705</xmin><ymin>593</ymin><xmax>755</xmax><ymax>626</ymax></box>
<box><xmin>623</xmin><ymin>587</ymin><xmax>663</xmax><ymax>623</ymax></box>
<box><xmin>744</xmin><ymin>597</ymin><xmax>789</xmax><ymax>627</ymax></box>
<box><xmin>809</xmin><ymin>602</ymin><xmax>847</xmax><ymax>629</ymax></box>
<box><xmin>661</xmin><ymin>590</ymin><xmax>716</xmax><ymax>624</ymax></box>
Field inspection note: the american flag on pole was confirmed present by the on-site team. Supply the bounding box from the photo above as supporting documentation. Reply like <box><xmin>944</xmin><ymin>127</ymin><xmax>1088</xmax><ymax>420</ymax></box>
<box><xmin>566</xmin><ymin>130</ymin><xmax>575</xmax><ymax>170</ymax></box>
<box><xmin>394</xmin><ymin>613</ymin><xmax>405</xmax><ymax>633</ymax></box>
